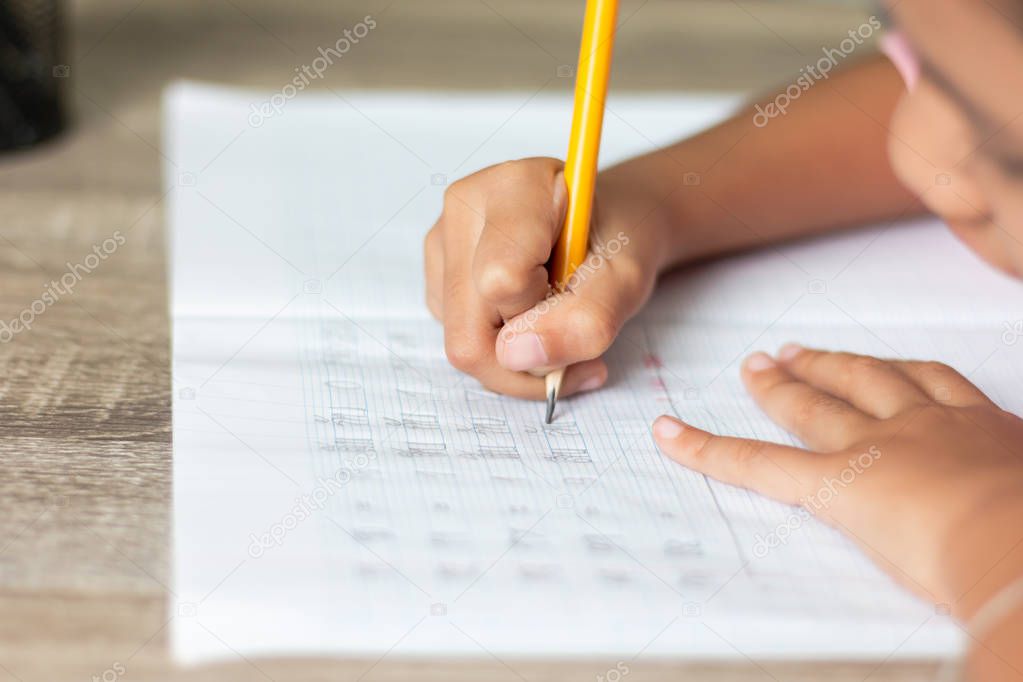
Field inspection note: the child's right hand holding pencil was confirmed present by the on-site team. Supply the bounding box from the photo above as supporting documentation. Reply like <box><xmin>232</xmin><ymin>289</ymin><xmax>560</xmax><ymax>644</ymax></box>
<box><xmin>424</xmin><ymin>155</ymin><xmax>672</xmax><ymax>400</ymax></box>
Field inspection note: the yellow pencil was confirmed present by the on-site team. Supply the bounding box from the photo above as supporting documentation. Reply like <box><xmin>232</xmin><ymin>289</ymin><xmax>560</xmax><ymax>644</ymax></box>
<box><xmin>545</xmin><ymin>0</ymin><xmax>620</xmax><ymax>424</ymax></box>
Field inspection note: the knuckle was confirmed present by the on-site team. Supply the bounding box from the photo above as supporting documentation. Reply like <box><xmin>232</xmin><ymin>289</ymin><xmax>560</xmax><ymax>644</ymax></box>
<box><xmin>441</xmin><ymin>182</ymin><xmax>459</xmax><ymax>208</ymax></box>
<box><xmin>442</xmin><ymin>177</ymin><xmax>477</xmax><ymax>213</ymax></box>
<box><xmin>919</xmin><ymin>360</ymin><xmax>956</xmax><ymax>378</ymax></box>
<box><xmin>835</xmin><ymin>353</ymin><xmax>880</xmax><ymax>387</ymax></box>
<box><xmin>685</xmin><ymin>431</ymin><xmax>716</xmax><ymax>462</ymax></box>
<box><xmin>731</xmin><ymin>439</ymin><xmax>769</xmax><ymax>477</ymax></box>
<box><xmin>850</xmin><ymin>354</ymin><xmax>885</xmax><ymax>371</ymax></box>
<box><xmin>476</xmin><ymin>260</ymin><xmax>527</xmax><ymax>303</ymax></box>
<box><xmin>789</xmin><ymin>349</ymin><xmax>822</xmax><ymax>370</ymax></box>
<box><xmin>492</xmin><ymin>159</ymin><xmax>532</xmax><ymax>183</ymax></box>
<box><xmin>795</xmin><ymin>392</ymin><xmax>844</xmax><ymax>425</ymax></box>
<box><xmin>444</xmin><ymin>334</ymin><xmax>486</xmax><ymax>374</ymax></box>
<box><xmin>489</xmin><ymin>157</ymin><xmax>557</xmax><ymax>182</ymax></box>
<box><xmin>477</xmin><ymin>160</ymin><xmax>536</xmax><ymax>196</ymax></box>
<box><xmin>567</xmin><ymin>301</ymin><xmax>619</xmax><ymax>355</ymax></box>
<box><xmin>794</xmin><ymin>348</ymin><xmax>826</xmax><ymax>373</ymax></box>
<box><xmin>607</xmin><ymin>256</ymin><xmax>649</xmax><ymax>302</ymax></box>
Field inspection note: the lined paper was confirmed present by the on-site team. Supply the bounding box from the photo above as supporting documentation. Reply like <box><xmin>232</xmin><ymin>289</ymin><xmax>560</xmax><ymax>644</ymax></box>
<box><xmin>167</xmin><ymin>83</ymin><xmax>1023</xmax><ymax>663</ymax></box>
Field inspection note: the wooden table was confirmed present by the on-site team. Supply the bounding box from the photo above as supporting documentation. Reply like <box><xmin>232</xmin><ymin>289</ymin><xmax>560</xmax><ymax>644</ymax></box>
<box><xmin>0</xmin><ymin>1</ymin><xmax>944</xmax><ymax>679</ymax></box>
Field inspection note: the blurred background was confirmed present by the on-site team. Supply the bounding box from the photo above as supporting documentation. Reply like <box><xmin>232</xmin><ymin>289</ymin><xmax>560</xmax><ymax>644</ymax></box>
<box><xmin>1</xmin><ymin>0</ymin><xmax>878</xmax><ymax>192</ymax></box>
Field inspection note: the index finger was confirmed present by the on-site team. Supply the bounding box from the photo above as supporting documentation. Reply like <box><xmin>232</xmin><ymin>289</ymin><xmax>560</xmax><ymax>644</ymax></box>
<box><xmin>472</xmin><ymin>161</ymin><xmax>567</xmax><ymax>321</ymax></box>
<box><xmin>652</xmin><ymin>415</ymin><xmax>827</xmax><ymax>506</ymax></box>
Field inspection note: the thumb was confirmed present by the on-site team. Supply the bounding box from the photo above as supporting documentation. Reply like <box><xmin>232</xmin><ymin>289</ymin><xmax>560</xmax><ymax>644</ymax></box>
<box><xmin>494</xmin><ymin>241</ymin><xmax>648</xmax><ymax>371</ymax></box>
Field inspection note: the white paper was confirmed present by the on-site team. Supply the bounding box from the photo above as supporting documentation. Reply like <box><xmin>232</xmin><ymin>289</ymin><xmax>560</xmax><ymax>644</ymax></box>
<box><xmin>166</xmin><ymin>82</ymin><xmax>1023</xmax><ymax>664</ymax></box>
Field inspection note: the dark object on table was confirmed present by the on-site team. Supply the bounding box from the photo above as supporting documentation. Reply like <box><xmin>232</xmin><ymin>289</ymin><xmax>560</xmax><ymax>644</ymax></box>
<box><xmin>0</xmin><ymin>0</ymin><xmax>66</xmax><ymax>151</ymax></box>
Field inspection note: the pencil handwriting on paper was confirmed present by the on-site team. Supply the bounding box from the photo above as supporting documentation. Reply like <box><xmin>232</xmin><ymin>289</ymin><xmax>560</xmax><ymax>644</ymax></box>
<box><xmin>162</xmin><ymin>84</ymin><xmax>1011</xmax><ymax>662</ymax></box>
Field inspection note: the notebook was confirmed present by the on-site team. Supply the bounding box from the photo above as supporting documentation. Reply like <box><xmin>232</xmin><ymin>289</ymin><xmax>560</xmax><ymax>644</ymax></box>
<box><xmin>166</xmin><ymin>82</ymin><xmax>1023</xmax><ymax>663</ymax></box>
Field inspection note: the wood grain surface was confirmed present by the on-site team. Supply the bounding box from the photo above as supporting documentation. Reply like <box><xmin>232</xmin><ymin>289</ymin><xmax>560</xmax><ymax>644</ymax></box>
<box><xmin>0</xmin><ymin>1</ymin><xmax>946</xmax><ymax>679</ymax></box>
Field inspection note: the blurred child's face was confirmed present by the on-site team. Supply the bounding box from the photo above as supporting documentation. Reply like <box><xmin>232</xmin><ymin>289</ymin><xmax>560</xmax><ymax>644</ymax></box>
<box><xmin>884</xmin><ymin>0</ymin><xmax>1023</xmax><ymax>276</ymax></box>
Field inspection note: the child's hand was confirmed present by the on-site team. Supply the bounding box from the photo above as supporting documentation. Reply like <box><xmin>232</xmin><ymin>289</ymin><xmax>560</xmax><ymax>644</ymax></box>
<box><xmin>653</xmin><ymin>346</ymin><xmax>1023</xmax><ymax>618</ymax></box>
<box><xmin>425</xmin><ymin>157</ymin><xmax>673</xmax><ymax>400</ymax></box>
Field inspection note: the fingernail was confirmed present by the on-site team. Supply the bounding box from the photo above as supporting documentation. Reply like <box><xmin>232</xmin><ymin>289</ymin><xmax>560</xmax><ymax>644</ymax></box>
<box><xmin>653</xmin><ymin>415</ymin><xmax>684</xmax><ymax>440</ymax></box>
<box><xmin>577</xmin><ymin>374</ymin><xmax>604</xmax><ymax>392</ymax></box>
<box><xmin>744</xmin><ymin>352</ymin><xmax>775</xmax><ymax>372</ymax></box>
<box><xmin>777</xmin><ymin>343</ymin><xmax>802</xmax><ymax>362</ymax></box>
<box><xmin>500</xmin><ymin>332</ymin><xmax>549</xmax><ymax>371</ymax></box>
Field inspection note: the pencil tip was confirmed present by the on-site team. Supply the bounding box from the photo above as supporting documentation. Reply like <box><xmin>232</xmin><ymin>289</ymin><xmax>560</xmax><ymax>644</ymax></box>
<box><xmin>544</xmin><ymin>369</ymin><xmax>564</xmax><ymax>424</ymax></box>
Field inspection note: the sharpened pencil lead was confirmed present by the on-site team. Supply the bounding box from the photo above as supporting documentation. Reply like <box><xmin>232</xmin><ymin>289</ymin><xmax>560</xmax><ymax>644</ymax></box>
<box><xmin>544</xmin><ymin>368</ymin><xmax>564</xmax><ymax>424</ymax></box>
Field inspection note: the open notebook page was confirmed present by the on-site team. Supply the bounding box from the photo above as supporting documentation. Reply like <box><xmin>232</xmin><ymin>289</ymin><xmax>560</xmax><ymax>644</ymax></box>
<box><xmin>166</xmin><ymin>82</ymin><xmax>1023</xmax><ymax>664</ymax></box>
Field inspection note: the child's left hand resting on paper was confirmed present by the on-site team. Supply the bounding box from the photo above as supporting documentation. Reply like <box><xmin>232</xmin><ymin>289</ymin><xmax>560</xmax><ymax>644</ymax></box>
<box><xmin>653</xmin><ymin>344</ymin><xmax>1023</xmax><ymax>625</ymax></box>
